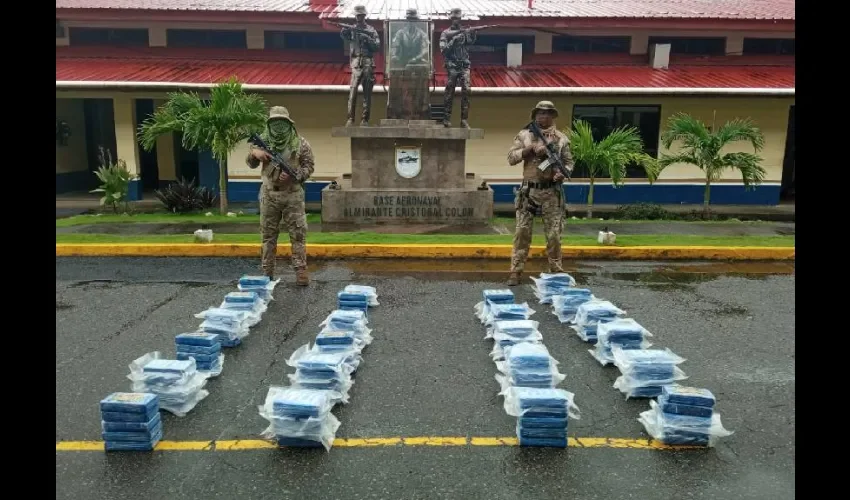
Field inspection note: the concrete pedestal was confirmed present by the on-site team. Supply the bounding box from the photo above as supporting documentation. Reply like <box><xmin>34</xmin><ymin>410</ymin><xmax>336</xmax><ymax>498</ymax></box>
<box><xmin>323</xmin><ymin>119</ymin><xmax>494</xmax><ymax>226</ymax></box>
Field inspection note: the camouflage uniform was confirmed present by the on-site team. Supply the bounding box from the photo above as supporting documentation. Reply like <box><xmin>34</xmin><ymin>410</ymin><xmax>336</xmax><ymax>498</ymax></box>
<box><xmin>507</xmin><ymin>101</ymin><xmax>574</xmax><ymax>283</ymax></box>
<box><xmin>439</xmin><ymin>8</ymin><xmax>476</xmax><ymax>128</ymax></box>
<box><xmin>245</xmin><ymin>106</ymin><xmax>316</xmax><ymax>285</ymax></box>
<box><xmin>341</xmin><ymin>5</ymin><xmax>381</xmax><ymax>126</ymax></box>
<box><xmin>390</xmin><ymin>9</ymin><xmax>430</xmax><ymax>67</ymax></box>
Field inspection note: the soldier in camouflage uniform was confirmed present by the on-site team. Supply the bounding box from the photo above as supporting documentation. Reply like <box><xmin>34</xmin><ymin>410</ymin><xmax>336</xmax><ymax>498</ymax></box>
<box><xmin>506</xmin><ymin>101</ymin><xmax>575</xmax><ymax>286</ymax></box>
<box><xmin>439</xmin><ymin>8</ymin><xmax>475</xmax><ymax>128</ymax></box>
<box><xmin>246</xmin><ymin>106</ymin><xmax>316</xmax><ymax>286</ymax></box>
<box><xmin>390</xmin><ymin>9</ymin><xmax>429</xmax><ymax>67</ymax></box>
<box><xmin>341</xmin><ymin>5</ymin><xmax>381</xmax><ymax>126</ymax></box>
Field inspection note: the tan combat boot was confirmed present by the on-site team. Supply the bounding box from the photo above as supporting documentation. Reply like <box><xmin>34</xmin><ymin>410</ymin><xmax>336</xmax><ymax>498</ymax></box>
<box><xmin>296</xmin><ymin>267</ymin><xmax>309</xmax><ymax>286</ymax></box>
<box><xmin>506</xmin><ymin>271</ymin><xmax>522</xmax><ymax>286</ymax></box>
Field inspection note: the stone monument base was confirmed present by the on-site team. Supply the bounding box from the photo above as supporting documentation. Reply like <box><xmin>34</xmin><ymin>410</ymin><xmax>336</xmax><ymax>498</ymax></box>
<box><xmin>321</xmin><ymin>177</ymin><xmax>493</xmax><ymax>225</ymax></box>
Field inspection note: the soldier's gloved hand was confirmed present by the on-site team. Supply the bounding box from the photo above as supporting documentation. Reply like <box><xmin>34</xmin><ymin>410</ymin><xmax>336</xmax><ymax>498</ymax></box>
<box><xmin>553</xmin><ymin>172</ymin><xmax>565</xmax><ymax>183</ymax></box>
<box><xmin>279</xmin><ymin>172</ymin><xmax>290</xmax><ymax>182</ymax></box>
<box><xmin>533</xmin><ymin>142</ymin><xmax>548</xmax><ymax>155</ymax></box>
<box><xmin>252</xmin><ymin>149</ymin><xmax>271</xmax><ymax>161</ymax></box>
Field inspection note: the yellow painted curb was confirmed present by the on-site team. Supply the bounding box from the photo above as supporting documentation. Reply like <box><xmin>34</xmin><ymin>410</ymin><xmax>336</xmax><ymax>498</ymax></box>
<box><xmin>55</xmin><ymin>243</ymin><xmax>794</xmax><ymax>261</ymax></box>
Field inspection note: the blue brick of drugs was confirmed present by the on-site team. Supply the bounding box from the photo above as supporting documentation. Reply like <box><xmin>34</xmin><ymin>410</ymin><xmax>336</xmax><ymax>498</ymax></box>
<box><xmin>277</xmin><ymin>437</ymin><xmax>325</xmax><ymax>448</ymax></box>
<box><xmin>104</xmin><ymin>428</ymin><xmax>163</xmax><ymax>452</ymax></box>
<box><xmin>102</xmin><ymin>413</ymin><xmax>162</xmax><ymax>433</ymax></box>
<box><xmin>239</xmin><ymin>275</ymin><xmax>270</xmax><ymax>287</ymax></box>
<box><xmin>99</xmin><ymin>392</ymin><xmax>159</xmax><ymax>415</ymax></box>
<box><xmin>142</xmin><ymin>359</ymin><xmax>194</xmax><ymax>375</ymax></box>
<box><xmin>176</xmin><ymin>351</ymin><xmax>219</xmax><ymax>363</ymax></box>
<box><xmin>175</xmin><ymin>332</ymin><xmax>220</xmax><ymax>348</ymax></box>
<box><xmin>176</xmin><ymin>343</ymin><xmax>221</xmax><ymax>356</ymax></box>
<box><xmin>518</xmin><ymin>436</ymin><xmax>567</xmax><ymax>448</ymax></box>
<box><xmin>102</xmin><ymin>421</ymin><xmax>163</xmax><ymax>442</ymax></box>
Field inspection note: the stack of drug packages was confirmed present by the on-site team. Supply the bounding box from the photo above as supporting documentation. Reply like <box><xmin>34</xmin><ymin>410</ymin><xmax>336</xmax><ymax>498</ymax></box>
<box><xmin>128</xmin><ymin>352</ymin><xmax>209</xmax><ymax>417</ymax></box>
<box><xmin>100</xmin><ymin>392</ymin><xmax>162</xmax><ymax>452</ymax></box>
<box><xmin>638</xmin><ymin>384</ymin><xmax>733</xmax><ymax>447</ymax></box>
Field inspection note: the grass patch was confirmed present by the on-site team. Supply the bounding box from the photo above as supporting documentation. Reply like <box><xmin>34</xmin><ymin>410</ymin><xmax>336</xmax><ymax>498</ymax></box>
<box><xmin>56</xmin><ymin>212</ymin><xmax>771</xmax><ymax>228</ymax></box>
<box><xmin>55</xmin><ymin>233</ymin><xmax>795</xmax><ymax>247</ymax></box>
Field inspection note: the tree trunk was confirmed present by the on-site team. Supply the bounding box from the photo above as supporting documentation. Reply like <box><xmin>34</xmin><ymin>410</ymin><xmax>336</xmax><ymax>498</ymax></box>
<box><xmin>586</xmin><ymin>176</ymin><xmax>595</xmax><ymax>219</ymax></box>
<box><xmin>703</xmin><ymin>177</ymin><xmax>711</xmax><ymax>218</ymax></box>
<box><xmin>219</xmin><ymin>157</ymin><xmax>229</xmax><ymax>215</ymax></box>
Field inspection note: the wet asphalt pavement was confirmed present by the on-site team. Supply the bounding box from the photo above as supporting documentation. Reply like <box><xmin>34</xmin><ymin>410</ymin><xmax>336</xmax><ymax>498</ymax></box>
<box><xmin>56</xmin><ymin>258</ymin><xmax>795</xmax><ymax>500</ymax></box>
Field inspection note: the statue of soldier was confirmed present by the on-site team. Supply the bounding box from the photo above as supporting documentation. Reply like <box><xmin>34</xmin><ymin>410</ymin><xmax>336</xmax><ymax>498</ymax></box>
<box><xmin>390</xmin><ymin>8</ymin><xmax>429</xmax><ymax>68</ymax></box>
<box><xmin>246</xmin><ymin>106</ymin><xmax>316</xmax><ymax>286</ymax></box>
<box><xmin>439</xmin><ymin>8</ymin><xmax>476</xmax><ymax>128</ymax></box>
<box><xmin>506</xmin><ymin>101</ymin><xmax>575</xmax><ymax>286</ymax></box>
<box><xmin>340</xmin><ymin>5</ymin><xmax>381</xmax><ymax>126</ymax></box>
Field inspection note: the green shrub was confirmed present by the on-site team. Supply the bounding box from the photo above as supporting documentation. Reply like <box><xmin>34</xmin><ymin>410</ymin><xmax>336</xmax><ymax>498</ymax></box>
<box><xmin>90</xmin><ymin>147</ymin><xmax>135</xmax><ymax>213</ymax></box>
<box><xmin>155</xmin><ymin>177</ymin><xmax>218</xmax><ymax>213</ymax></box>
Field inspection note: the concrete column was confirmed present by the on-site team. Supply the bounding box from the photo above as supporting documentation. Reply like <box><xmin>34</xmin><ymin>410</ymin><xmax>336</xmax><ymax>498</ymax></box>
<box><xmin>726</xmin><ymin>34</ymin><xmax>744</xmax><ymax>55</ymax></box>
<box><xmin>149</xmin><ymin>26</ymin><xmax>167</xmax><ymax>47</ymax></box>
<box><xmin>113</xmin><ymin>95</ymin><xmax>143</xmax><ymax>200</ymax></box>
<box><xmin>247</xmin><ymin>26</ymin><xmax>264</xmax><ymax>49</ymax></box>
<box><xmin>630</xmin><ymin>33</ymin><xmax>649</xmax><ymax>55</ymax></box>
<box><xmin>534</xmin><ymin>32</ymin><xmax>552</xmax><ymax>54</ymax></box>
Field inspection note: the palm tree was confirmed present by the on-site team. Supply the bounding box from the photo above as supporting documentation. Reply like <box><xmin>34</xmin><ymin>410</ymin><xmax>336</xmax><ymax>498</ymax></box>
<box><xmin>138</xmin><ymin>77</ymin><xmax>268</xmax><ymax>214</ymax></box>
<box><xmin>659</xmin><ymin>111</ymin><xmax>766</xmax><ymax>216</ymax></box>
<box><xmin>567</xmin><ymin>120</ymin><xmax>661</xmax><ymax>218</ymax></box>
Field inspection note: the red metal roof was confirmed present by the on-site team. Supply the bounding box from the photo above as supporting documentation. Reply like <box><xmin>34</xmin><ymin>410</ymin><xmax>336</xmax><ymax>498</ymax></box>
<box><xmin>56</xmin><ymin>47</ymin><xmax>794</xmax><ymax>90</ymax></box>
<box><xmin>56</xmin><ymin>0</ymin><xmax>796</xmax><ymax>21</ymax></box>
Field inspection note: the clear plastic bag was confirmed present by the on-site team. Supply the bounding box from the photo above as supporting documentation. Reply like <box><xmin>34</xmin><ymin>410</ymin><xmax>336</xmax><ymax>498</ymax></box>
<box><xmin>238</xmin><ymin>275</ymin><xmax>281</xmax><ymax>302</ymax></box>
<box><xmin>128</xmin><ymin>352</ymin><xmax>209</xmax><ymax>417</ymax></box>
<box><xmin>482</xmin><ymin>289</ymin><xmax>514</xmax><ymax>304</ymax></box>
<box><xmin>320</xmin><ymin>310</ymin><xmax>369</xmax><ymax>332</ymax></box>
<box><xmin>219</xmin><ymin>293</ymin><xmax>268</xmax><ymax>319</ymax></box>
<box><xmin>490</xmin><ymin>341</ymin><xmax>543</xmax><ymax>362</ymax></box>
<box><xmin>660</xmin><ymin>384</ymin><xmax>716</xmax><ymax>410</ymax></box>
<box><xmin>574</xmin><ymin>299</ymin><xmax>626</xmax><ymax>327</ymax></box>
<box><xmin>286</xmin><ymin>344</ymin><xmax>361</xmax><ymax>376</ymax></box>
<box><xmin>589</xmin><ymin>319</ymin><xmax>654</xmax><ymax>366</ymax></box>
<box><xmin>481</xmin><ymin>302</ymin><xmax>536</xmax><ymax>325</ymax></box>
<box><xmin>177</xmin><ymin>353</ymin><xmax>225</xmax><ymax>378</ymax></box>
<box><xmin>343</xmin><ymin>285</ymin><xmax>379</xmax><ymax>307</ymax></box>
<box><xmin>530</xmin><ymin>273</ymin><xmax>577</xmax><ymax>304</ymax></box>
<box><xmin>501</xmin><ymin>386</ymin><xmax>581</xmax><ymax>419</ymax></box>
<box><xmin>485</xmin><ymin>320</ymin><xmax>543</xmax><ymax>347</ymax></box>
<box><xmin>638</xmin><ymin>400</ymin><xmax>732</xmax><ymax>447</ymax></box>
<box><xmin>258</xmin><ymin>387</ymin><xmax>342</xmax><ymax>451</ymax></box>
<box><xmin>495</xmin><ymin>344</ymin><xmax>566</xmax><ymax>389</ymax></box>
<box><xmin>611</xmin><ymin>347</ymin><xmax>689</xmax><ymax>398</ymax></box>
<box><xmin>499</xmin><ymin>342</ymin><xmax>560</xmax><ymax>370</ymax></box>
<box><xmin>551</xmin><ymin>292</ymin><xmax>595</xmax><ymax>323</ymax></box>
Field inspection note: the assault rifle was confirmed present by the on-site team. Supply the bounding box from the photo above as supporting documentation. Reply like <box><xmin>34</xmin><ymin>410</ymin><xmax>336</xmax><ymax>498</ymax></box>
<box><xmin>443</xmin><ymin>24</ymin><xmax>501</xmax><ymax>41</ymax></box>
<box><xmin>328</xmin><ymin>21</ymin><xmax>374</xmax><ymax>38</ymax></box>
<box><xmin>526</xmin><ymin>120</ymin><xmax>572</xmax><ymax>181</ymax></box>
<box><xmin>248</xmin><ymin>133</ymin><xmax>299</xmax><ymax>181</ymax></box>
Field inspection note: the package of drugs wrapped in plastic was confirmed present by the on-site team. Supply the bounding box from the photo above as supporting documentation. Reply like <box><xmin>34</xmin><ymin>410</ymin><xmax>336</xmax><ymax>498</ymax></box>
<box><xmin>219</xmin><ymin>291</ymin><xmax>268</xmax><ymax>319</ymax></box>
<box><xmin>490</xmin><ymin>341</ymin><xmax>544</xmax><ymax>362</ymax></box>
<box><xmin>550</xmin><ymin>290</ymin><xmax>595</xmax><ymax>323</ymax></box>
<box><xmin>495</xmin><ymin>343</ymin><xmax>565</xmax><ymax>389</ymax></box>
<box><xmin>482</xmin><ymin>289</ymin><xmax>515</xmax><ymax>304</ymax></box>
<box><xmin>485</xmin><ymin>320</ymin><xmax>543</xmax><ymax>347</ymax></box>
<box><xmin>475</xmin><ymin>302</ymin><xmax>536</xmax><ymax>326</ymax></box>
<box><xmin>570</xmin><ymin>299</ymin><xmax>626</xmax><ymax>343</ymax></box>
<box><xmin>638</xmin><ymin>400</ymin><xmax>732</xmax><ymax>447</ymax></box>
<box><xmin>285</xmin><ymin>345</ymin><xmax>359</xmax><ymax>402</ymax></box>
<box><xmin>127</xmin><ymin>352</ymin><xmax>209</xmax><ymax>417</ymax></box>
<box><xmin>342</xmin><ymin>284</ymin><xmax>379</xmax><ymax>307</ymax></box>
<box><xmin>530</xmin><ymin>273</ymin><xmax>577</xmax><ymax>304</ymax></box>
<box><xmin>657</xmin><ymin>384</ymin><xmax>716</xmax><ymax>417</ymax></box>
<box><xmin>611</xmin><ymin>347</ymin><xmax>688</xmax><ymax>398</ymax></box>
<box><xmin>174</xmin><ymin>332</ymin><xmax>225</xmax><ymax>377</ymax></box>
<box><xmin>501</xmin><ymin>386</ymin><xmax>581</xmax><ymax>419</ymax></box>
<box><xmin>258</xmin><ymin>386</ymin><xmax>342</xmax><ymax>451</ymax></box>
<box><xmin>320</xmin><ymin>309</ymin><xmax>369</xmax><ymax>333</ymax></box>
<box><xmin>315</xmin><ymin>327</ymin><xmax>372</xmax><ymax>353</ymax></box>
<box><xmin>238</xmin><ymin>275</ymin><xmax>280</xmax><ymax>302</ymax></box>
<box><xmin>589</xmin><ymin>318</ymin><xmax>653</xmax><ymax>366</ymax></box>
<box><xmin>195</xmin><ymin>307</ymin><xmax>254</xmax><ymax>340</ymax></box>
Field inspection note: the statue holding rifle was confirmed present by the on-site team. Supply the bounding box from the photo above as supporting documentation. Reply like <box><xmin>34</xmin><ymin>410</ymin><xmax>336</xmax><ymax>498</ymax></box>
<box><xmin>439</xmin><ymin>8</ymin><xmax>499</xmax><ymax>128</ymax></box>
<box><xmin>333</xmin><ymin>5</ymin><xmax>381</xmax><ymax>126</ymax></box>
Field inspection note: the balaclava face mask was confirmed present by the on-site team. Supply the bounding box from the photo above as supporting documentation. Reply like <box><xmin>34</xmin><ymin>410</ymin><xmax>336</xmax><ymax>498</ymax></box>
<box><xmin>267</xmin><ymin>119</ymin><xmax>299</xmax><ymax>152</ymax></box>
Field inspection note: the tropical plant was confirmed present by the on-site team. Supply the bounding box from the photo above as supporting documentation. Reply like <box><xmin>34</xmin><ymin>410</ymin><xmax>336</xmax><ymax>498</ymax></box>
<box><xmin>567</xmin><ymin>120</ymin><xmax>661</xmax><ymax>218</ymax></box>
<box><xmin>155</xmin><ymin>177</ymin><xmax>218</xmax><ymax>214</ymax></box>
<box><xmin>90</xmin><ymin>146</ymin><xmax>135</xmax><ymax>213</ymax></box>
<box><xmin>659</xmin><ymin>111</ymin><xmax>766</xmax><ymax>216</ymax></box>
<box><xmin>137</xmin><ymin>77</ymin><xmax>268</xmax><ymax>214</ymax></box>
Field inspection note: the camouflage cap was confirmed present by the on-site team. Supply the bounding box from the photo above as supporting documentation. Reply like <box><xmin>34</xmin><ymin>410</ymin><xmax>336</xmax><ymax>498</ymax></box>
<box><xmin>449</xmin><ymin>8</ymin><xmax>462</xmax><ymax>18</ymax></box>
<box><xmin>353</xmin><ymin>5</ymin><xmax>367</xmax><ymax>16</ymax></box>
<box><xmin>268</xmin><ymin>106</ymin><xmax>294</xmax><ymax>124</ymax></box>
<box><xmin>405</xmin><ymin>8</ymin><xmax>419</xmax><ymax>19</ymax></box>
<box><xmin>530</xmin><ymin>100</ymin><xmax>559</xmax><ymax>120</ymax></box>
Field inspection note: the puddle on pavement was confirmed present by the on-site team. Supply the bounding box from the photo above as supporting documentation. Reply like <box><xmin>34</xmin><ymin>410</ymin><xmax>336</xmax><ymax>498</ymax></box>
<box><xmin>310</xmin><ymin>259</ymin><xmax>794</xmax><ymax>283</ymax></box>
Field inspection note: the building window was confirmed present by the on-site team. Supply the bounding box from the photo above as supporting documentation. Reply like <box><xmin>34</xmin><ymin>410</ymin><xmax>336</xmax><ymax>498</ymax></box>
<box><xmin>265</xmin><ymin>31</ymin><xmax>344</xmax><ymax>51</ymax></box>
<box><xmin>648</xmin><ymin>36</ymin><xmax>725</xmax><ymax>55</ymax></box>
<box><xmin>571</xmin><ymin>105</ymin><xmax>662</xmax><ymax>178</ymax></box>
<box><xmin>68</xmin><ymin>27</ymin><xmax>149</xmax><ymax>47</ymax></box>
<box><xmin>471</xmin><ymin>34</ymin><xmax>535</xmax><ymax>53</ymax></box>
<box><xmin>553</xmin><ymin>35</ymin><xmax>630</xmax><ymax>53</ymax></box>
<box><xmin>743</xmin><ymin>38</ymin><xmax>795</xmax><ymax>55</ymax></box>
<box><xmin>166</xmin><ymin>29</ymin><xmax>246</xmax><ymax>49</ymax></box>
